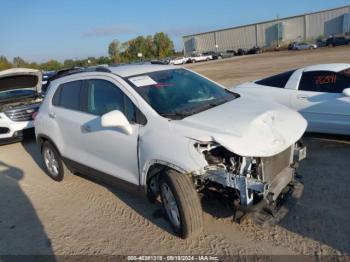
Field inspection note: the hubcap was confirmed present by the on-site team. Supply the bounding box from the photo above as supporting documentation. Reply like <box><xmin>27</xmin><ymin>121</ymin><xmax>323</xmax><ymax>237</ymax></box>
<box><xmin>44</xmin><ymin>148</ymin><xmax>59</xmax><ymax>177</ymax></box>
<box><xmin>161</xmin><ymin>183</ymin><xmax>181</xmax><ymax>229</ymax></box>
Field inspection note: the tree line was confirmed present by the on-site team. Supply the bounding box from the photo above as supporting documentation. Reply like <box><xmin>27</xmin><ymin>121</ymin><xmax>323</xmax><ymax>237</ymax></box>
<box><xmin>0</xmin><ymin>32</ymin><xmax>176</xmax><ymax>72</ymax></box>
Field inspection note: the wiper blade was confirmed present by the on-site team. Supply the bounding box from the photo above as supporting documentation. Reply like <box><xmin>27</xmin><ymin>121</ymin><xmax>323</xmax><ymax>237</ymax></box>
<box><xmin>160</xmin><ymin>112</ymin><xmax>190</xmax><ymax>119</ymax></box>
<box><xmin>179</xmin><ymin>98</ymin><xmax>227</xmax><ymax>115</ymax></box>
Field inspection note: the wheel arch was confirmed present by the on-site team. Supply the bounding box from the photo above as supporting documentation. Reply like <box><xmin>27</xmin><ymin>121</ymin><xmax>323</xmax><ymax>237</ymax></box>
<box><xmin>142</xmin><ymin>160</ymin><xmax>188</xmax><ymax>187</ymax></box>
<box><xmin>36</xmin><ymin>134</ymin><xmax>61</xmax><ymax>155</ymax></box>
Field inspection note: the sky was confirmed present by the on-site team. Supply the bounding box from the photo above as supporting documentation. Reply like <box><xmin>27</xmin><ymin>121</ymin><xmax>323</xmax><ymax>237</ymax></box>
<box><xmin>0</xmin><ymin>0</ymin><xmax>349</xmax><ymax>62</ymax></box>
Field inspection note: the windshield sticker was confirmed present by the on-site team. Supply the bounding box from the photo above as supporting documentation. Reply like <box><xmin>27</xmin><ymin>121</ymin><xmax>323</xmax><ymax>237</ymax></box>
<box><xmin>314</xmin><ymin>75</ymin><xmax>336</xmax><ymax>85</ymax></box>
<box><xmin>128</xmin><ymin>75</ymin><xmax>157</xmax><ymax>87</ymax></box>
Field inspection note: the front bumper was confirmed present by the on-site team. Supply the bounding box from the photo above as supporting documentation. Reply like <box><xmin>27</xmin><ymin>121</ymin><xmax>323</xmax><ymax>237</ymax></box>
<box><xmin>0</xmin><ymin>113</ymin><xmax>35</xmax><ymax>145</ymax></box>
<box><xmin>203</xmin><ymin>142</ymin><xmax>307</xmax><ymax>208</ymax></box>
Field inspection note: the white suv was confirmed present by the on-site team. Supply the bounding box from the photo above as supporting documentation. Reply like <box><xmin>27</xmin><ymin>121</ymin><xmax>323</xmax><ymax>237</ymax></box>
<box><xmin>0</xmin><ymin>68</ymin><xmax>42</xmax><ymax>145</ymax></box>
<box><xmin>35</xmin><ymin>65</ymin><xmax>307</xmax><ymax>238</ymax></box>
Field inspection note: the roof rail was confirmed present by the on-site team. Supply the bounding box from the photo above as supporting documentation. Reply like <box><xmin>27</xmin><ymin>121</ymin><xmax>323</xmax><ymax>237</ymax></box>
<box><xmin>48</xmin><ymin>66</ymin><xmax>111</xmax><ymax>82</ymax></box>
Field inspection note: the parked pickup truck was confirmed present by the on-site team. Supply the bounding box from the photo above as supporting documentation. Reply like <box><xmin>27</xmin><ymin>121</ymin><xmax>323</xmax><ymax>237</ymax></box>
<box><xmin>188</xmin><ymin>53</ymin><xmax>212</xmax><ymax>63</ymax></box>
<box><xmin>0</xmin><ymin>68</ymin><xmax>42</xmax><ymax>145</ymax></box>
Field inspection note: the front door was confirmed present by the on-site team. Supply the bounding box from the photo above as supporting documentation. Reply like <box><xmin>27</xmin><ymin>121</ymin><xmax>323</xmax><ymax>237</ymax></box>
<box><xmin>80</xmin><ymin>78</ymin><xmax>140</xmax><ymax>185</ymax></box>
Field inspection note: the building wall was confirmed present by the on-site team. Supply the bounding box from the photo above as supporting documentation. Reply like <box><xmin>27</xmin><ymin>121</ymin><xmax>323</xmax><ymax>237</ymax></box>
<box><xmin>183</xmin><ymin>6</ymin><xmax>350</xmax><ymax>55</ymax></box>
<box><xmin>306</xmin><ymin>6</ymin><xmax>350</xmax><ymax>39</ymax></box>
<box><xmin>216</xmin><ymin>25</ymin><xmax>256</xmax><ymax>50</ymax></box>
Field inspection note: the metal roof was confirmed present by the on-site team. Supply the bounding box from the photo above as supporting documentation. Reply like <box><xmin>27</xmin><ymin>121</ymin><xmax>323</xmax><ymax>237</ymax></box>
<box><xmin>109</xmin><ymin>64</ymin><xmax>176</xmax><ymax>77</ymax></box>
<box><xmin>303</xmin><ymin>63</ymin><xmax>350</xmax><ymax>72</ymax></box>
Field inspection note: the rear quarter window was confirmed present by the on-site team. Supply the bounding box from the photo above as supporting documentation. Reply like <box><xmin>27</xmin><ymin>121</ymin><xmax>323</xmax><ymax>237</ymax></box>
<box><xmin>255</xmin><ymin>70</ymin><xmax>295</xmax><ymax>88</ymax></box>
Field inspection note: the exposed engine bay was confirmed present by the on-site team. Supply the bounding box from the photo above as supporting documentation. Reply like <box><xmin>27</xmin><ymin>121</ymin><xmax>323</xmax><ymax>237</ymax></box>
<box><xmin>0</xmin><ymin>97</ymin><xmax>42</xmax><ymax>112</ymax></box>
<box><xmin>192</xmin><ymin>141</ymin><xmax>306</xmax><ymax>210</ymax></box>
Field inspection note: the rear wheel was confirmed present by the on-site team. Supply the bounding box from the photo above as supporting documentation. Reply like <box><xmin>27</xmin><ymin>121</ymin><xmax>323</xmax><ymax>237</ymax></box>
<box><xmin>159</xmin><ymin>170</ymin><xmax>203</xmax><ymax>238</ymax></box>
<box><xmin>42</xmin><ymin>141</ymin><xmax>70</xmax><ymax>181</ymax></box>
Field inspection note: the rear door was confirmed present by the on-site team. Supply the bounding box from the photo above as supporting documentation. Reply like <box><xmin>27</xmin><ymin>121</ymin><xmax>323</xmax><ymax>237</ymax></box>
<box><xmin>290</xmin><ymin>70</ymin><xmax>350</xmax><ymax>134</ymax></box>
<box><xmin>50</xmin><ymin>80</ymin><xmax>87</xmax><ymax>163</ymax></box>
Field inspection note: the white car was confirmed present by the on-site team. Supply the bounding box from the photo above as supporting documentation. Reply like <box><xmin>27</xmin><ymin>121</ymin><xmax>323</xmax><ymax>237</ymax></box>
<box><xmin>233</xmin><ymin>63</ymin><xmax>350</xmax><ymax>135</ymax></box>
<box><xmin>169</xmin><ymin>57</ymin><xmax>188</xmax><ymax>65</ymax></box>
<box><xmin>0</xmin><ymin>68</ymin><xmax>42</xmax><ymax>145</ymax></box>
<box><xmin>35</xmin><ymin>65</ymin><xmax>306</xmax><ymax>238</ymax></box>
<box><xmin>293</xmin><ymin>43</ymin><xmax>317</xmax><ymax>50</ymax></box>
<box><xmin>189</xmin><ymin>53</ymin><xmax>212</xmax><ymax>63</ymax></box>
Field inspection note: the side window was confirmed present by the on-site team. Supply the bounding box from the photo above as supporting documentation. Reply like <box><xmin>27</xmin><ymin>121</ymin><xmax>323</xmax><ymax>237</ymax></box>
<box><xmin>52</xmin><ymin>80</ymin><xmax>83</xmax><ymax>110</ymax></box>
<box><xmin>299</xmin><ymin>71</ymin><xmax>348</xmax><ymax>93</ymax></box>
<box><xmin>86</xmin><ymin>79</ymin><xmax>138</xmax><ymax>123</ymax></box>
<box><xmin>255</xmin><ymin>70</ymin><xmax>295</xmax><ymax>88</ymax></box>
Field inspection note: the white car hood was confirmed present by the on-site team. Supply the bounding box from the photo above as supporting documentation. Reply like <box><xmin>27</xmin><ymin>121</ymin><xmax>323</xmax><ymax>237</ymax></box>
<box><xmin>0</xmin><ymin>68</ymin><xmax>42</xmax><ymax>93</ymax></box>
<box><xmin>169</xmin><ymin>97</ymin><xmax>307</xmax><ymax>157</ymax></box>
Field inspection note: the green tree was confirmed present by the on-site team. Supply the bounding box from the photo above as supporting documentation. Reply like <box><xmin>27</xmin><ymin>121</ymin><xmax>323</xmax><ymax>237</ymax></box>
<box><xmin>63</xmin><ymin>59</ymin><xmax>76</xmax><ymax>68</ymax></box>
<box><xmin>96</xmin><ymin>56</ymin><xmax>111</xmax><ymax>65</ymax></box>
<box><xmin>108</xmin><ymin>40</ymin><xmax>121</xmax><ymax>63</ymax></box>
<box><xmin>40</xmin><ymin>60</ymin><xmax>62</xmax><ymax>71</ymax></box>
<box><xmin>153</xmin><ymin>32</ymin><xmax>174</xmax><ymax>58</ymax></box>
<box><xmin>0</xmin><ymin>56</ymin><xmax>12</xmax><ymax>70</ymax></box>
<box><xmin>13</xmin><ymin>56</ymin><xmax>29</xmax><ymax>68</ymax></box>
<box><xmin>127</xmin><ymin>35</ymin><xmax>155</xmax><ymax>60</ymax></box>
<box><xmin>28</xmin><ymin>62</ymin><xmax>40</xmax><ymax>69</ymax></box>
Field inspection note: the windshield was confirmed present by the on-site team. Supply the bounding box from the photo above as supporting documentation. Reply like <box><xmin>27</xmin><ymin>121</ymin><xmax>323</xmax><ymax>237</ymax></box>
<box><xmin>126</xmin><ymin>69</ymin><xmax>238</xmax><ymax>119</ymax></box>
<box><xmin>0</xmin><ymin>89</ymin><xmax>36</xmax><ymax>101</ymax></box>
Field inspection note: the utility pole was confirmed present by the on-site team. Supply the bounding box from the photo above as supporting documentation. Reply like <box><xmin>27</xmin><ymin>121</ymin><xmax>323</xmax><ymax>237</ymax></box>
<box><xmin>276</xmin><ymin>14</ymin><xmax>280</xmax><ymax>48</ymax></box>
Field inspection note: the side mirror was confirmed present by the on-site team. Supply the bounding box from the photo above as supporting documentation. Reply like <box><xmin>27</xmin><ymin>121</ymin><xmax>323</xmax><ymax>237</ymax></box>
<box><xmin>343</xmin><ymin>88</ymin><xmax>350</xmax><ymax>97</ymax></box>
<box><xmin>101</xmin><ymin>110</ymin><xmax>133</xmax><ymax>135</ymax></box>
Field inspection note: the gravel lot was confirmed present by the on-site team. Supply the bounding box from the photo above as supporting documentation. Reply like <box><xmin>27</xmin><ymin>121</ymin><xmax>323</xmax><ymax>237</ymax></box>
<box><xmin>1</xmin><ymin>46</ymin><xmax>350</xmax><ymax>256</ymax></box>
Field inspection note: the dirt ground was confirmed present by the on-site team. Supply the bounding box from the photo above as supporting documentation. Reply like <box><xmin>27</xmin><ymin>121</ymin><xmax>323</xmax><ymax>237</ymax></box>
<box><xmin>1</xmin><ymin>46</ymin><xmax>350</xmax><ymax>256</ymax></box>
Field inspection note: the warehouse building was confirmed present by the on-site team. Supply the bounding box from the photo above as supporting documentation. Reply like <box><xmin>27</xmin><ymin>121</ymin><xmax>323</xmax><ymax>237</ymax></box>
<box><xmin>183</xmin><ymin>5</ymin><xmax>350</xmax><ymax>55</ymax></box>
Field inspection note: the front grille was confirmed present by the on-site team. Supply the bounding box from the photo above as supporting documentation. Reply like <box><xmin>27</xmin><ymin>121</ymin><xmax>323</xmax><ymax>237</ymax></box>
<box><xmin>4</xmin><ymin>104</ymin><xmax>39</xmax><ymax>122</ymax></box>
<box><xmin>261</xmin><ymin>146</ymin><xmax>292</xmax><ymax>182</ymax></box>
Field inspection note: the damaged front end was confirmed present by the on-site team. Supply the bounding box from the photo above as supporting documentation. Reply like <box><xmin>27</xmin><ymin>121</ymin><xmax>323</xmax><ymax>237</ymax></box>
<box><xmin>192</xmin><ymin>141</ymin><xmax>306</xmax><ymax>217</ymax></box>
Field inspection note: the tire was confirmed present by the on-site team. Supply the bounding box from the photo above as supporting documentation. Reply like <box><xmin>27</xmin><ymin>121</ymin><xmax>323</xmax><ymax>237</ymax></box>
<box><xmin>41</xmin><ymin>141</ymin><xmax>70</xmax><ymax>182</ymax></box>
<box><xmin>159</xmin><ymin>170</ymin><xmax>203</xmax><ymax>238</ymax></box>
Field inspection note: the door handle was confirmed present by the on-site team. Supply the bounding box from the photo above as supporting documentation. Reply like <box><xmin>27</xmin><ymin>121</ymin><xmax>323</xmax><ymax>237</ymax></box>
<box><xmin>48</xmin><ymin>112</ymin><xmax>56</xmax><ymax>119</ymax></box>
<box><xmin>297</xmin><ymin>94</ymin><xmax>309</xmax><ymax>100</ymax></box>
<box><xmin>81</xmin><ymin>124</ymin><xmax>92</xmax><ymax>133</ymax></box>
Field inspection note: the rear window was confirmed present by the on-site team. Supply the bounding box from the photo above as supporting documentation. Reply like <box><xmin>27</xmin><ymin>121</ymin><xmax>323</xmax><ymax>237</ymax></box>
<box><xmin>255</xmin><ymin>70</ymin><xmax>295</xmax><ymax>88</ymax></box>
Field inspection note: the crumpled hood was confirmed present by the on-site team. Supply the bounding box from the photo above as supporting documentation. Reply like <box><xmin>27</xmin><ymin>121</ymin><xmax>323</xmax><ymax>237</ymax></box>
<box><xmin>0</xmin><ymin>68</ymin><xmax>42</xmax><ymax>93</ymax></box>
<box><xmin>169</xmin><ymin>97</ymin><xmax>307</xmax><ymax>157</ymax></box>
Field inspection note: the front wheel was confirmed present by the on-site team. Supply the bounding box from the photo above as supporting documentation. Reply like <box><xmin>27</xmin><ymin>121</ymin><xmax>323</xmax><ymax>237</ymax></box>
<box><xmin>159</xmin><ymin>170</ymin><xmax>203</xmax><ymax>238</ymax></box>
